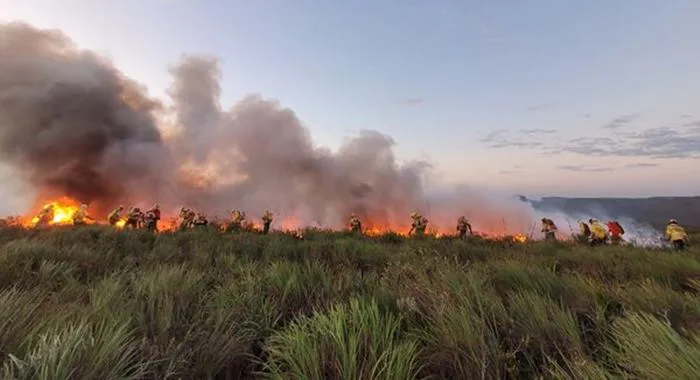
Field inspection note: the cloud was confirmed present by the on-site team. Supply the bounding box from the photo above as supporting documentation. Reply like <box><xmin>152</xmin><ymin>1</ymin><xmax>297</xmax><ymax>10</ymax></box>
<box><xmin>602</xmin><ymin>114</ymin><xmax>640</xmax><ymax>129</ymax></box>
<box><xmin>499</xmin><ymin>165</ymin><xmax>523</xmax><ymax>175</ymax></box>
<box><xmin>557</xmin><ymin>165</ymin><xmax>614</xmax><ymax>172</ymax></box>
<box><xmin>680</xmin><ymin>114</ymin><xmax>693</xmax><ymax>119</ymax></box>
<box><xmin>682</xmin><ymin>120</ymin><xmax>700</xmax><ymax>128</ymax></box>
<box><xmin>488</xmin><ymin>123</ymin><xmax>700</xmax><ymax>160</ymax></box>
<box><xmin>625</xmin><ymin>163</ymin><xmax>658</xmax><ymax>168</ymax></box>
<box><xmin>560</xmin><ymin>126</ymin><xmax>700</xmax><ymax>159</ymax></box>
<box><xmin>490</xmin><ymin>141</ymin><xmax>544</xmax><ymax>149</ymax></box>
<box><xmin>481</xmin><ymin>128</ymin><xmax>556</xmax><ymax>149</ymax></box>
<box><xmin>399</xmin><ymin>98</ymin><xmax>424</xmax><ymax>106</ymax></box>
<box><xmin>526</xmin><ymin>103</ymin><xmax>553</xmax><ymax>112</ymax></box>
<box><xmin>483</xmin><ymin>113</ymin><xmax>700</xmax><ymax>159</ymax></box>
<box><xmin>481</xmin><ymin>130</ymin><xmax>508</xmax><ymax>144</ymax></box>
<box><xmin>520</xmin><ymin>128</ymin><xmax>557</xmax><ymax>135</ymax></box>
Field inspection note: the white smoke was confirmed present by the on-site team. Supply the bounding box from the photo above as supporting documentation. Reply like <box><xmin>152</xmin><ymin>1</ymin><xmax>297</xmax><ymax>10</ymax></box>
<box><xmin>541</xmin><ymin>208</ymin><xmax>667</xmax><ymax>247</ymax></box>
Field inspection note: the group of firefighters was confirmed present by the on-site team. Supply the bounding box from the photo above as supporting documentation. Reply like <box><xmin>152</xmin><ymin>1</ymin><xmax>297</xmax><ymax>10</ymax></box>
<box><xmin>349</xmin><ymin>212</ymin><xmax>473</xmax><ymax>238</ymax></box>
<box><xmin>35</xmin><ymin>203</ymin><xmax>164</xmax><ymax>232</ymax></box>
<box><xmin>540</xmin><ymin>217</ymin><xmax>690</xmax><ymax>250</ymax></box>
<box><xmin>32</xmin><ymin>203</ymin><xmax>690</xmax><ymax>250</ymax></box>
<box><xmin>36</xmin><ymin>203</ymin><xmax>276</xmax><ymax>235</ymax></box>
<box><xmin>174</xmin><ymin>207</ymin><xmax>275</xmax><ymax>234</ymax></box>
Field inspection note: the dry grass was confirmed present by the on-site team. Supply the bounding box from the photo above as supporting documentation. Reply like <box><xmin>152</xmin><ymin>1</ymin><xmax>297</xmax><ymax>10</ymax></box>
<box><xmin>0</xmin><ymin>225</ymin><xmax>697</xmax><ymax>379</ymax></box>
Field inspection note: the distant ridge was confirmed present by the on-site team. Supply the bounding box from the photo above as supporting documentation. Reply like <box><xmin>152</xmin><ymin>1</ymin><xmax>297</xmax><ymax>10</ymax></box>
<box><xmin>517</xmin><ymin>196</ymin><xmax>700</xmax><ymax>230</ymax></box>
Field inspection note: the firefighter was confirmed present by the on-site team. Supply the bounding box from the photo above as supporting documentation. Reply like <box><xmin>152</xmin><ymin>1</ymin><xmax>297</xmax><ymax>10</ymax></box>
<box><xmin>145</xmin><ymin>203</ymin><xmax>161</xmax><ymax>230</ymax></box>
<box><xmin>588</xmin><ymin>219</ymin><xmax>608</xmax><ymax>246</ymax></box>
<box><xmin>409</xmin><ymin>212</ymin><xmax>428</xmax><ymax>236</ymax></box>
<box><xmin>143</xmin><ymin>209</ymin><xmax>158</xmax><ymax>233</ymax></box>
<box><xmin>665</xmin><ymin>219</ymin><xmax>689</xmax><ymax>251</ymax></box>
<box><xmin>262</xmin><ymin>210</ymin><xmax>273</xmax><ymax>234</ymax></box>
<box><xmin>108</xmin><ymin>205</ymin><xmax>124</xmax><ymax>226</ymax></box>
<box><xmin>125</xmin><ymin>207</ymin><xmax>144</xmax><ymax>229</ymax></box>
<box><xmin>606</xmin><ymin>220</ymin><xmax>625</xmax><ymax>245</ymax></box>
<box><xmin>36</xmin><ymin>204</ymin><xmax>55</xmax><ymax>227</ymax></box>
<box><xmin>72</xmin><ymin>204</ymin><xmax>91</xmax><ymax>226</ymax></box>
<box><xmin>349</xmin><ymin>213</ymin><xmax>362</xmax><ymax>234</ymax></box>
<box><xmin>192</xmin><ymin>212</ymin><xmax>208</xmax><ymax>227</ymax></box>
<box><xmin>541</xmin><ymin>217</ymin><xmax>558</xmax><ymax>241</ymax></box>
<box><xmin>178</xmin><ymin>207</ymin><xmax>195</xmax><ymax>230</ymax></box>
<box><xmin>577</xmin><ymin>221</ymin><xmax>591</xmax><ymax>244</ymax></box>
<box><xmin>229</xmin><ymin>209</ymin><xmax>246</xmax><ymax>231</ymax></box>
<box><xmin>456</xmin><ymin>216</ymin><xmax>472</xmax><ymax>238</ymax></box>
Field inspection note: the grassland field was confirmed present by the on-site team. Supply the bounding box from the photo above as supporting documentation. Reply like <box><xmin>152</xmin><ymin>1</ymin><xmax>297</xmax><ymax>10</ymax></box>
<box><xmin>0</xmin><ymin>225</ymin><xmax>698</xmax><ymax>379</ymax></box>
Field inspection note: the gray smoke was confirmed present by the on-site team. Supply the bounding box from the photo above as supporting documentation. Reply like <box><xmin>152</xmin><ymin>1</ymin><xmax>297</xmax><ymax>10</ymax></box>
<box><xmin>0</xmin><ymin>21</ymin><xmax>540</xmax><ymax>232</ymax></box>
<box><xmin>0</xmin><ymin>22</ymin><xmax>177</xmax><ymax>215</ymax></box>
<box><xmin>166</xmin><ymin>56</ymin><xmax>431</xmax><ymax>227</ymax></box>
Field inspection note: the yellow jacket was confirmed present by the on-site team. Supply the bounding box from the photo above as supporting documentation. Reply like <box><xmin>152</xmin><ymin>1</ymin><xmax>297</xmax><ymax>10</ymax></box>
<box><xmin>590</xmin><ymin>222</ymin><xmax>607</xmax><ymax>239</ymax></box>
<box><xmin>665</xmin><ymin>224</ymin><xmax>688</xmax><ymax>242</ymax></box>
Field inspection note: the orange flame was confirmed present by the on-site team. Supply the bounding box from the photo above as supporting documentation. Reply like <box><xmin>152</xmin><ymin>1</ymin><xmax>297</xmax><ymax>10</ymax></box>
<box><xmin>14</xmin><ymin>199</ymin><xmax>532</xmax><ymax>242</ymax></box>
<box><xmin>24</xmin><ymin>196</ymin><xmax>86</xmax><ymax>227</ymax></box>
<box><xmin>513</xmin><ymin>233</ymin><xmax>528</xmax><ymax>243</ymax></box>
<box><xmin>363</xmin><ymin>226</ymin><xmax>407</xmax><ymax>236</ymax></box>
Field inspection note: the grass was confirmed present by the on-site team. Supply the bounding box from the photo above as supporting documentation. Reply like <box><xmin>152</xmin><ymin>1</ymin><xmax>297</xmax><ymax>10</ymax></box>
<box><xmin>0</xmin><ymin>225</ymin><xmax>697</xmax><ymax>379</ymax></box>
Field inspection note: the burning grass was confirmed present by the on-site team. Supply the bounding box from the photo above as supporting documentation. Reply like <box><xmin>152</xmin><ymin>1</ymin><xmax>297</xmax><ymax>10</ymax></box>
<box><xmin>0</xmin><ymin>225</ymin><xmax>696</xmax><ymax>379</ymax></box>
<box><xmin>22</xmin><ymin>196</ymin><xmax>84</xmax><ymax>227</ymax></box>
<box><xmin>7</xmin><ymin>197</ymin><xmax>535</xmax><ymax>242</ymax></box>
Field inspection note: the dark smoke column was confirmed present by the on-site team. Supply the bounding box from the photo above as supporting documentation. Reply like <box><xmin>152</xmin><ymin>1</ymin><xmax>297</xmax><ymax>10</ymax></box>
<box><xmin>0</xmin><ymin>22</ymin><xmax>173</xmax><ymax>214</ymax></box>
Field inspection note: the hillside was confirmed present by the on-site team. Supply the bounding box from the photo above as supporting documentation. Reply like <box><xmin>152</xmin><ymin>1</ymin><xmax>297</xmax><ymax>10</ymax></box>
<box><xmin>0</xmin><ymin>226</ymin><xmax>698</xmax><ymax>379</ymax></box>
<box><xmin>522</xmin><ymin>196</ymin><xmax>700</xmax><ymax>230</ymax></box>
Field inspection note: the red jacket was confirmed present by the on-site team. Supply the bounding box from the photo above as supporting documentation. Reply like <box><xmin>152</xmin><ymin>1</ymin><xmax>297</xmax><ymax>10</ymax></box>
<box><xmin>607</xmin><ymin>221</ymin><xmax>623</xmax><ymax>237</ymax></box>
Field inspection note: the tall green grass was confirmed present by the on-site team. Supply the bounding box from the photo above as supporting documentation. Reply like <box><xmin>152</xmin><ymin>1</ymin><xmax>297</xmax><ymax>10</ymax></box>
<box><xmin>0</xmin><ymin>225</ymin><xmax>697</xmax><ymax>379</ymax></box>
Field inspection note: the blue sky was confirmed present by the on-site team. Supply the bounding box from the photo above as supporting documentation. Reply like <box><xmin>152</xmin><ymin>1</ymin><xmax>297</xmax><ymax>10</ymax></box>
<box><xmin>2</xmin><ymin>0</ymin><xmax>700</xmax><ymax>198</ymax></box>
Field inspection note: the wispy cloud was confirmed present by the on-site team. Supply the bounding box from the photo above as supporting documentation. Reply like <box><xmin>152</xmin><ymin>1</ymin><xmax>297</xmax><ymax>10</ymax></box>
<box><xmin>552</xmin><ymin>126</ymin><xmax>700</xmax><ymax>159</ymax></box>
<box><xmin>399</xmin><ymin>98</ymin><xmax>425</xmax><ymax>106</ymax></box>
<box><xmin>481</xmin><ymin>128</ymin><xmax>557</xmax><ymax>149</ymax></box>
<box><xmin>526</xmin><ymin>103</ymin><xmax>554</xmax><ymax>112</ymax></box>
<box><xmin>483</xmin><ymin>114</ymin><xmax>700</xmax><ymax>160</ymax></box>
<box><xmin>520</xmin><ymin>128</ymin><xmax>557</xmax><ymax>135</ymax></box>
<box><xmin>499</xmin><ymin>169</ymin><xmax>521</xmax><ymax>175</ymax></box>
<box><xmin>499</xmin><ymin>165</ymin><xmax>523</xmax><ymax>175</ymax></box>
<box><xmin>625</xmin><ymin>162</ymin><xmax>658</xmax><ymax>168</ymax></box>
<box><xmin>602</xmin><ymin>114</ymin><xmax>640</xmax><ymax>129</ymax></box>
<box><xmin>481</xmin><ymin>129</ymin><xmax>507</xmax><ymax>143</ymax></box>
<box><xmin>490</xmin><ymin>141</ymin><xmax>544</xmax><ymax>149</ymax></box>
<box><xmin>557</xmin><ymin>165</ymin><xmax>614</xmax><ymax>172</ymax></box>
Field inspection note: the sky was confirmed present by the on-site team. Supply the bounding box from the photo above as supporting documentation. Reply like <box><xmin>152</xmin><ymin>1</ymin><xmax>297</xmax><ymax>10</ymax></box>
<box><xmin>2</xmin><ymin>0</ymin><xmax>700</xmax><ymax>199</ymax></box>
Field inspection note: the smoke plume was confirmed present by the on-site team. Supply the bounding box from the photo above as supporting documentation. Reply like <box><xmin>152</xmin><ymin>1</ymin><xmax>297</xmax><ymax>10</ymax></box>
<box><xmin>0</xmin><ymin>21</ymin><xmax>546</xmax><ymax>234</ymax></box>
<box><xmin>0</xmin><ymin>22</ymin><xmax>176</xmax><ymax>215</ymax></box>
